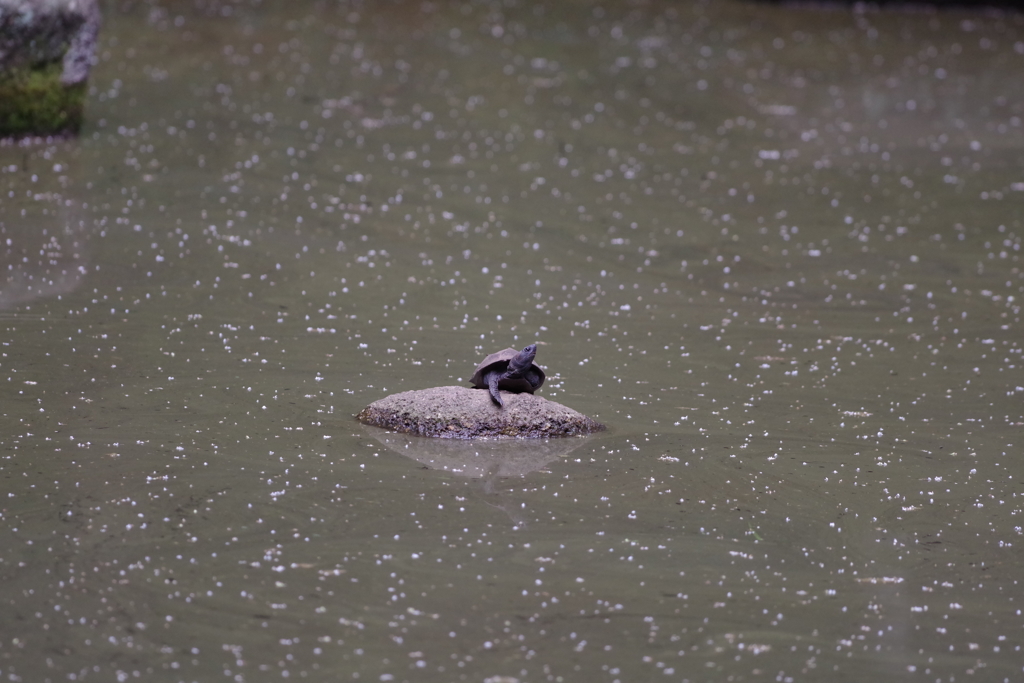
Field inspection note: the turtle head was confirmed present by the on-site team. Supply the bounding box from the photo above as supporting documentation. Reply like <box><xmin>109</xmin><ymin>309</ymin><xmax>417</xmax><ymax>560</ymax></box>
<box><xmin>509</xmin><ymin>343</ymin><xmax>537</xmax><ymax>373</ymax></box>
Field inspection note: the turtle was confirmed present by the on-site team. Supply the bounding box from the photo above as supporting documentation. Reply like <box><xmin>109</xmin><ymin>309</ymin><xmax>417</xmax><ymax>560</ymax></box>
<box><xmin>469</xmin><ymin>344</ymin><xmax>546</xmax><ymax>407</ymax></box>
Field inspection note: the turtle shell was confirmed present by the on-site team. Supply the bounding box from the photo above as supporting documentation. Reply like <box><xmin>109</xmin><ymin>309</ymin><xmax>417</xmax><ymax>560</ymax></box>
<box><xmin>469</xmin><ymin>347</ymin><xmax>546</xmax><ymax>394</ymax></box>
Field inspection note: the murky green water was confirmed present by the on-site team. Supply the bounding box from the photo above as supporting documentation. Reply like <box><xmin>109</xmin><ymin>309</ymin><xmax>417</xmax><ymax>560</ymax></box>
<box><xmin>2</xmin><ymin>1</ymin><xmax>1022</xmax><ymax>681</ymax></box>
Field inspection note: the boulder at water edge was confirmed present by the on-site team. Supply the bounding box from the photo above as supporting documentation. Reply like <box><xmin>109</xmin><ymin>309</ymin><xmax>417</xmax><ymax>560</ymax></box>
<box><xmin>0</xmin><ymin>0</ymin><xmax>101</xmax><ymax>136</ymax></box>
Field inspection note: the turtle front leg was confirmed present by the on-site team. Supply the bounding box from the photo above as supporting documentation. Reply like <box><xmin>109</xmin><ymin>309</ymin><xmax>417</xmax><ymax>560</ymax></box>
<box><xmin>486</xmin><ymin>371</ymin><xmax>504</xmax><ymax>407</ymax></box>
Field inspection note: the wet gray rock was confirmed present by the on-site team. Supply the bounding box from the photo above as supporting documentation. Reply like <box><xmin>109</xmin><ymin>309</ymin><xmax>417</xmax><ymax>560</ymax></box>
<box><xmin>0</xmin><ymin>0</ymin><xmax>100</xmax><ymax>84</ymax></box>
<box><xmin>356</xmin><ymin>386</ymin><xmax>605</xmax><ymax>439</ymax></box>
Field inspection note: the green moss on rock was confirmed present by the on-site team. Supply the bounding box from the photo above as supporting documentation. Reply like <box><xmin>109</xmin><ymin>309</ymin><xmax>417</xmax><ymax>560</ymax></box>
<box><xmin>0</xmin><ymin>60</ymin><xmax>85</xmax><ymax>136</ymax></box>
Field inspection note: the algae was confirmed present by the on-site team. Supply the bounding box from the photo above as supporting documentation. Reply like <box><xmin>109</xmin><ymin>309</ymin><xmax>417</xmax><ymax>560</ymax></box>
<box><xmin>0</xmin><ymin>60</ymin><xmax>85</xmax><ymax>137</ymax></box>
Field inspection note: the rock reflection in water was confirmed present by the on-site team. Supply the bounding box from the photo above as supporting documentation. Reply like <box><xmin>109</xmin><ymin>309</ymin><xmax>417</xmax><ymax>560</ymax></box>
<box><xmin>365</xmin><ymin>426</ymin><xmax>586</xmax><ymax>479</ymax></box>
<box><xmin>0</xmin><ymin>200</ymin><xmax>89</xmax><ymax>310</ymax></box>
<box><xmin>364</xmin><ymin>426</ymin><xmax>591</xmax><ymax>526</ymax></box>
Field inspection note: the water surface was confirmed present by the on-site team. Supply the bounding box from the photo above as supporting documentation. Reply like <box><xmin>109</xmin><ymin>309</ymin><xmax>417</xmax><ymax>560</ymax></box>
<box><xmin>2</xmin><ymin>1</ymin><xmax>1022</xmax><ymax>681</ymax></box>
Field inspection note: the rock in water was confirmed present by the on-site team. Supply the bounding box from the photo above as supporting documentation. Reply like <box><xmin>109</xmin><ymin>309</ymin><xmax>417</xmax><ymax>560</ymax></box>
<box><xmin>0</xmin><ymin>0</ymin><xmax>101</xmax><ymax>137</ymax></box>
<box><xmin>357</xmin><ymin>386</ymin><xmax>604</xmax><ymax>439</ymax></box>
